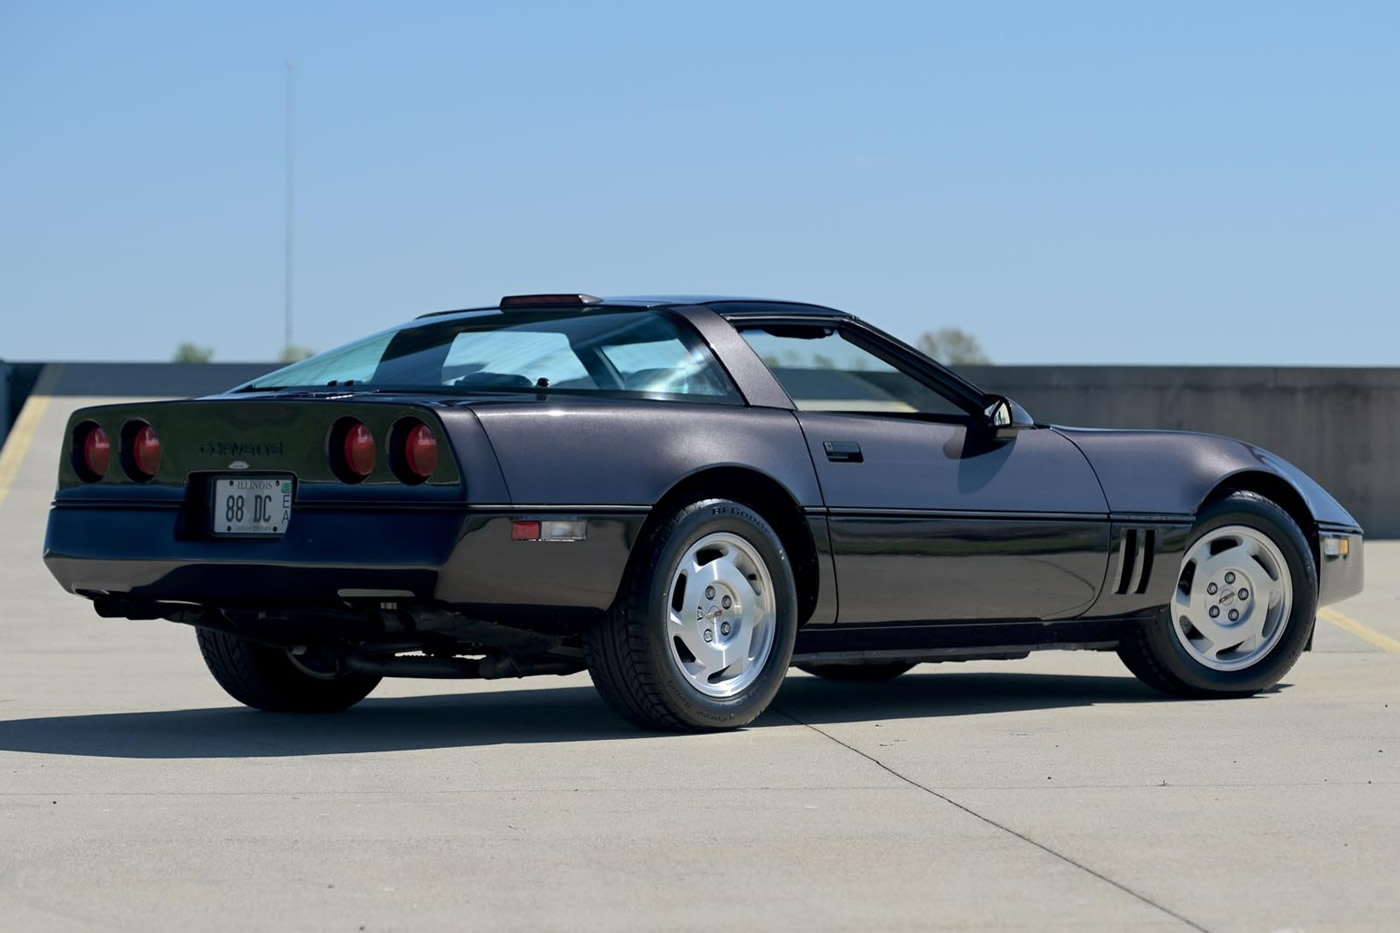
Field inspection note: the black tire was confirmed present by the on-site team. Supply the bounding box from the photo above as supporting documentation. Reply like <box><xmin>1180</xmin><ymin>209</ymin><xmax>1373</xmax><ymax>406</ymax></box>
<box><xmin>1117</xmin><ymin>491</ymin><xmax>1318</xmax><ymax>698</ymax></box>
<box><xmin>795</xmin><ymin>662</ymin><xmax>916</xmax><ymax>682</ymax></box>
<box><xmin>196</xmin><ymin>627</ymin><xmax>381</xmax><ymax>713</ymax></box>
<box><xmin>583</xmin><ymin>499</ymin><xmax>799</xmax><ymax>731</ymax></box>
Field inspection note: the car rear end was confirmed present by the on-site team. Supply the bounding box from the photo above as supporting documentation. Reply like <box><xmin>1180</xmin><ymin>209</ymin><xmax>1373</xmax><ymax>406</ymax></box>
<box><xmin>43</xmin><ymin>397</ymin><xmax>473</xmax><ymax>616</ymax></box>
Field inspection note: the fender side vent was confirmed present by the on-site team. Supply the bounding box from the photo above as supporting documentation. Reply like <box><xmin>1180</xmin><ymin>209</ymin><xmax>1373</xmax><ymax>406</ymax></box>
<box><xmin>1114</xmin><ymin>529</ymin><xmax>1156</xmax><ymax>595</ymax></box>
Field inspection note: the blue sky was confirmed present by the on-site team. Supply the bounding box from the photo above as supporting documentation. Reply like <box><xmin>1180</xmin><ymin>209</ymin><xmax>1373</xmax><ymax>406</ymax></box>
<box><xmin>1</xmin><ymin>1</ymin><xmax>1395</xmax><ymax>364</ymax></box>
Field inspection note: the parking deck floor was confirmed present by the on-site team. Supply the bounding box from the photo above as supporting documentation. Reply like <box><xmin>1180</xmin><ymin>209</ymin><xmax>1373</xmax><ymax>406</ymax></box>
<box><xmin>1</xmin><ymin>377</ymin><xmax>1395</xmax><ymax>932</ymax></box>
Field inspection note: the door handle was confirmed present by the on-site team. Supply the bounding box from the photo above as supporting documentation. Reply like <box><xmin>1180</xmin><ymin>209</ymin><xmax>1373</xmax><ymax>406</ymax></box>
<box><xmin>823</xmin><ymin>441</ymin><xmax>863</xmax><ymax>463</ymax></box>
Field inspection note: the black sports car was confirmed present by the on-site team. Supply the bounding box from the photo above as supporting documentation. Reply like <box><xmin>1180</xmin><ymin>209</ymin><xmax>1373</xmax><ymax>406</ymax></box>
<box><xmin>44</xmin><ymin>294</ymin><xmax>1365</xmax><ymax>730</ymax></box>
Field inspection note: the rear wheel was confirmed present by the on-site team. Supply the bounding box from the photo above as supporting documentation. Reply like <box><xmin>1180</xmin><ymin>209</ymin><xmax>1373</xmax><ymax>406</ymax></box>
<box><xmin>795</xmin><ymin>662</ymin><xmax>915</xmax><ymax>682</ymax></box>
<box><xmin>584</xmin><ymin>499</ymin><xmax>798</xmax><ymax>731</ymax></box>
<box><xmin>1118</xmin><ymin>491</ymin><xmax>1317</xmax><ymax>698</ymax></box>
<box><xmin>196</xmin><ymin>627</ymin><xmax>381</xmax><ymax>713</ymax></box>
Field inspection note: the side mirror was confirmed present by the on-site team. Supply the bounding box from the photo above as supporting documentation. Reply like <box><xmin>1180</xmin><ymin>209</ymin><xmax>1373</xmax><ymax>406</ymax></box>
<box><xmin>981</xmin><ymin>395</ymin><xmax>1034</xmax><ymax>439</ymax></box>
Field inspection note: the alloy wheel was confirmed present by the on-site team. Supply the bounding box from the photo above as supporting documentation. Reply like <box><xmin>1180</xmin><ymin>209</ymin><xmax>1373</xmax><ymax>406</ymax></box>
<box><xmin>1172</xmin><ymin>525</ymin><xmax>1294</xmax><ymax>671</ymax></box>
<box><xmin>664</xmin><ymin>531</ymin><xmax>777</xmax><ymax>698</ymax></box>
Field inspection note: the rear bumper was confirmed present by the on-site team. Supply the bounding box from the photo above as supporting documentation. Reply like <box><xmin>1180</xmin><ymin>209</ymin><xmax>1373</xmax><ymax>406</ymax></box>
<box><xmin>44</xmin><ymin>504</ymin><xmax>462</xmax><ymax>604</ymax></box>
<box><xmin>44</xmin><ymin>505</ymin><xmax>643</xmax><ymax>615</ymax></box>
<box><xmin>1317</xmin><ymin>528</ymin><xmax>1364</xmax><ymax>607</ymax></box>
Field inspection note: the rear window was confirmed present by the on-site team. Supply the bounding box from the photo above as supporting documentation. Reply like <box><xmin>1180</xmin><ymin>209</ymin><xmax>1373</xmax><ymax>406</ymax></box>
<box><xmin>239</xmin><ymin>310</ymin><xmax>740</xmax><ymax>402</ymax></box>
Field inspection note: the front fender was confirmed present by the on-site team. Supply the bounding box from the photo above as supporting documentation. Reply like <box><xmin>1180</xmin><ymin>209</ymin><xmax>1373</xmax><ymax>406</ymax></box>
<box><xmin>1054</xmin><ymin>427</ymin><xmax>1361</xmax><ymax>530</ymax></box>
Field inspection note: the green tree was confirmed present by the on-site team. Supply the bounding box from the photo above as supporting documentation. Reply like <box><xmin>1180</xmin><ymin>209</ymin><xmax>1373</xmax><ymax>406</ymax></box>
<box><xmin>916</xmin><ymin>328</ymin><xmax>990</xmax><ymax>365</ymax></box>
<box><xmin>172</xmin><ymin>342</ymin><xmax>214</xmax><ymax>363</ymax></box>
<box><xmin>279</xmin><ymin>344</ymin><xmax>316</xmax><ymax>363</ymax></box>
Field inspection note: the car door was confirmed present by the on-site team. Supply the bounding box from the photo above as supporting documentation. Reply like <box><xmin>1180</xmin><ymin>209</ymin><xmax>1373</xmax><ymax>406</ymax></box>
<box><xmin>734</xmin><ymin>320</ymin><xmax>1110</xmax><ymax>624</ymax></box>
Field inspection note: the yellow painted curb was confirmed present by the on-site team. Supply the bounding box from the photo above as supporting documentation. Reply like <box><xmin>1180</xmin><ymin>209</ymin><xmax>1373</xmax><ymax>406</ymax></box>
<box><xmin>1320</xmin><ymin>607</ymin><xmax>1400</xmax><ymax>653</ymax></box>
<box><xmin>0</xmin><ymin>363</ymin><xmax>65</xmax><ymax>515</ymax></box>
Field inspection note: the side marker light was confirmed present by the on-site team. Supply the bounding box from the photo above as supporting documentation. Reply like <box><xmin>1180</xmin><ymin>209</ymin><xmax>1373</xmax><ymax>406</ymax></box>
<box><xmin>511</xmin><ymin>520</ymin><xmax>587</xmax><ymax>542</ymax></box>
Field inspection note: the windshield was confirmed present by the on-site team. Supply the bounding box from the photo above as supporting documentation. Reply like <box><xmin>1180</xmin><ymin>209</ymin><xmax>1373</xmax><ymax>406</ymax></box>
<box><xmin>238</xmin><ymin>310</ymin><xmax>740</xmax><ymax>402</ymax></box>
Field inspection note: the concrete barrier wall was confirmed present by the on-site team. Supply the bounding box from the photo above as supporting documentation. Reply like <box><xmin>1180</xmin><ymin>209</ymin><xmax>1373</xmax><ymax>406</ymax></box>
<box><xmin>2</xmin><ymin>362</ymin><xmax>45</xmax><ymax>440</ymax></box>
<box><xmin>40</xmin><ymin>362</ymin><xmax>279</xmax><ymax>399</ymax></box>
<box><xmin>3</xmin><ymin>361</ymin><xmax>1396</xmax><ymax>535</ymax></box>
<box><xmin>0</xmin><ymin>362</ymin><xmax>278</xmax><ymax>452</ymax></box>
<box><xmin>961</xmin><ymin>366</ymin><xmax>1399</xmax><ymax>536</ymax></box>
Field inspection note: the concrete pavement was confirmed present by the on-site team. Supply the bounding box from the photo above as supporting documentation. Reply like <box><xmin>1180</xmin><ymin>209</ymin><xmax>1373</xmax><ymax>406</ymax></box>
<box><xmin>1</xmin><ymin>378</ymin><xmax>1396</xmax><ymax>932</ymax></box>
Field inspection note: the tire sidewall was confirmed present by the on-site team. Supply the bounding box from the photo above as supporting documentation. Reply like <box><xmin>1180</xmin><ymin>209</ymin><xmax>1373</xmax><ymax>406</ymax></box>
<box><xmin>641</xmin><ymin>500</ymin><xmax>798</xmax><ymax>728</ymax></box>
<box><xmin>1147</xmin><ymin>494</ymin><xmax>1318</xmax><ymax>694</ymax></box>
<box><xmin>196</xmin><ymin>626</ymin><xmax>380</xmax><ymax>713</ymax></box>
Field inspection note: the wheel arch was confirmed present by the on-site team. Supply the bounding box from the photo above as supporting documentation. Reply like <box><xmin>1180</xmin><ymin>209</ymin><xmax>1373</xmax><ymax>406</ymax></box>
<box><xmin>625</xmin><ymin>466</ymin><xmax>822</xmax><ymax>625</ymax></box>
<box><xmin>1201</xmin><ymin>470</ymin><xmax>1319</xmax><ymax>569</ymax></box>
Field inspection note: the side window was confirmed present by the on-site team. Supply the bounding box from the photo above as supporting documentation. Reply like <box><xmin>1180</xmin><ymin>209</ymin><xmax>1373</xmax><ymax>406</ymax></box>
<box><xmin>737</xmin><ymin>325</ymin><xmax>967</xmax><ymax>417</ymax></box>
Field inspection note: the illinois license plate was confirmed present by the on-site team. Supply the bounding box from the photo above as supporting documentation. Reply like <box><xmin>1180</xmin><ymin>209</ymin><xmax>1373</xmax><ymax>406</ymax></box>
<box><xmin>212</xmin><ymin>477</ymin><xmax>293</xmax><ymax>536</ymax></box>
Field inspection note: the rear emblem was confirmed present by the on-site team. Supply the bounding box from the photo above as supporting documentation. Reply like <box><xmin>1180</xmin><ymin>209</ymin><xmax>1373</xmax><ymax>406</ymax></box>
<box><xmin>228</xmin><ymin>461</ymin><xmax>250</xmax><ymax>471</ymax></box>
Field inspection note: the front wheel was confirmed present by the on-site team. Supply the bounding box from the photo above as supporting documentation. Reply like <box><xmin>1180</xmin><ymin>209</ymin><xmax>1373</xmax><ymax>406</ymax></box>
<box><xmin>1118</xmin><ymin>491</ymin><xmax>1317</xmax><ymax>698</ymax></box>
<box><xmin>584</xmin><ymin>499</ymin><xmax>798</xmax><ymax>731</ymax></box>
<box><xmin>197</xmin><ymin>627</ymin><xmax>381</xmax><ymax>713</ymax></box>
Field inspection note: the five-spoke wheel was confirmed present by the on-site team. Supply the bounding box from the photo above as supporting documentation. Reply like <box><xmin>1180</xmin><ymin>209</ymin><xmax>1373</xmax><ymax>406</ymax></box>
<box><xmin>584</xmin><ymin>499</ymin><xmax>797</xmax><ymax>731</ymax></box>
<box><xmin>1171</xmin><ymin>526</ymin><xmax>1294</xmax><ymax>671</ymax></box>
<box><xmin>665</xmin><ymin>532</ymin><xmax>778</xmax><ymax>698</ymax></box>
<box><xmin>1119</xmin><ymin>491</ymin><xmax>1317</xmax><ymax>698</ymax></box>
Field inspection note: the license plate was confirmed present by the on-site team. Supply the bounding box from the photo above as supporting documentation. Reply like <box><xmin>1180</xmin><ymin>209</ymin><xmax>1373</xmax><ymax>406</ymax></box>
<box><xmin>212</xmin><ymin>477</ymin><xmax>293</xmax><ymax>536</ymax></box>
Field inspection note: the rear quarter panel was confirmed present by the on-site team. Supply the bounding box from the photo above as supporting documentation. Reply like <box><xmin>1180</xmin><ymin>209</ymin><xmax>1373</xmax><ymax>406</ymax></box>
<box><xmin>468</xmin><ymin>399</ymin><xmax>822</xmax><ymax>507</ymax></box>
<box><xmin>439</xmin><ymin>399</ymin><xmax>828</xmax><ymax>621</ymax></box>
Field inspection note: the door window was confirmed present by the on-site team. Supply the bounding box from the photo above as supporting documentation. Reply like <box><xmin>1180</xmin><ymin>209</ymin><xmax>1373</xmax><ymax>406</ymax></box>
<box><xmin>737</xmin><ymin>325</ymin><xmax>966</xmax><ymax>417</ymax></box>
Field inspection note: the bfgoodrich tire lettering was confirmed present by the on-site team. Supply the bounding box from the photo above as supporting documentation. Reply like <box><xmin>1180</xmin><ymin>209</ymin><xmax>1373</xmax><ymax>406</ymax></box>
<box><xmin>584</xmin><ymin>499</ymin><xmax>798</xmax><ymax>731</ymax></box>
<box><xmin>1118</xmin><ymin>491</ymin><xmax>1318</xmax><ymax>698</ymax></box>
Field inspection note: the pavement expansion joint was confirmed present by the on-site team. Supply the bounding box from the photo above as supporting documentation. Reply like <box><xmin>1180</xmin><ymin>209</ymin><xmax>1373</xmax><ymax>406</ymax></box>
<box><xmin>770</xmin><ymin>705</ymin><xmax>1216</xmax><ymax>933</ymax></box>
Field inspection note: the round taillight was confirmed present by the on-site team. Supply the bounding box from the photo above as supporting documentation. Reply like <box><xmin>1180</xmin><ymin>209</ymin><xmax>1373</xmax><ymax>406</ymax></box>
<box><xmin>77</xmin><ymin>424</ymin><xmax>111</xmax><ymax>482</ymax></box>
<box><xmin>389</xmin><ymin>419</ymin><xmax>439</xmax><ymax>484</ymax></box>
<box><xmin>404</xmin><ymin>423</ymin><xmax>438</xmax><ymax>480</ymax></box>
<box><xmin>342</xmin><ymin>421</ymin><xmax>376</xmax><ymax>479</ymax></box>
<box><xmin>128</xmin><ymin>423</ymin><xmax>162</xmax><ymax>481</ymax></box>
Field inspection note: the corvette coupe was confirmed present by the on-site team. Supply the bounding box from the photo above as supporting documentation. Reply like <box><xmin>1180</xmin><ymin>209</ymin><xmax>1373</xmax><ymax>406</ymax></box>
<box><xmin>44</xmin><ymin>294</ymin><xmax>1365</xmax><ymax>730</ymax></box>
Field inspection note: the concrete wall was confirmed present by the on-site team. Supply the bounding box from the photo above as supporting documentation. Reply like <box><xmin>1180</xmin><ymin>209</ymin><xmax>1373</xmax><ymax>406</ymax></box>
<box><xmin>3</xmin><ymin>361</ymin><xmax>1396</xmax><ymax>535</ymax></box>
<box><xmin>39</xmin><ymin>362</ymin><xmax>279</xmax><ymax>399</ymax></box>
<box><xmin>962</xmin><ymin>366</ymin><xmax>1399</xmax><ymax>536</ymax></box>
<box><xmin>0</xmin><ymin>362</ymin><xmax>277</xmax><ymax>451</ymax></box>
<box><xmin>2</xmin><ymin>362</ymin><xmax>46</xmax><ymax>441</ymax></box>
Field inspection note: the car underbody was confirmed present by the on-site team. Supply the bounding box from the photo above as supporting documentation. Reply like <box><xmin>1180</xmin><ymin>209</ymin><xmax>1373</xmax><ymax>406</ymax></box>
<box><xmin>115</xmin><ymin>592</ymin><xmax>1169</xmax><ymax>683</ymax></box>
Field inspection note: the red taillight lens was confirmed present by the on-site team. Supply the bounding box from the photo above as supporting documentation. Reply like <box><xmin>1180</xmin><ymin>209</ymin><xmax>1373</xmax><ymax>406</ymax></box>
<box><xmin>78</xmin><ymin>425</ymin><xmax>111</xmax><ymax>481</ymax></box>
<box><xmin>342</xmin><ymin>422</ymin><xmax>376</xmax><ymax>478</ymax></box>
<box><xmin>389</xmin><ymin>419</ymin><xmax>439</xmax><ymax>485</ymax></box>
<box><xmin>129</xmin><ymin>423</ymin><xmax>161</xmax><ymax>480</ymax></box>
<box><xmin>511</xmin><ymin>520</ymin><xmax>542</xmax><ymax>541</ymax></box>
<box><xmin>404</xmin><ymin>423</ymin><xmax>438</xmax><ymax>480</ymax></box>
